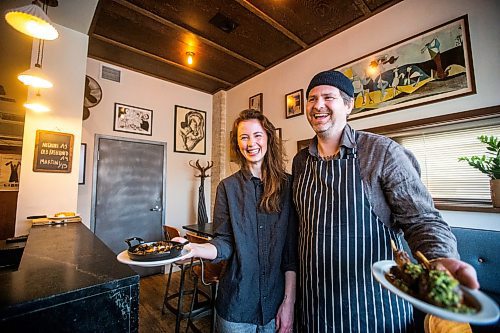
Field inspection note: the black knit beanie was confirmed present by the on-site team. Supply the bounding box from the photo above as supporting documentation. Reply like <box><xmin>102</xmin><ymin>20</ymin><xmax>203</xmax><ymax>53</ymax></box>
<box><xmin>306</xmin><ymin>70</ymin><xmax>354</xmax><ymax>98</ymax></box>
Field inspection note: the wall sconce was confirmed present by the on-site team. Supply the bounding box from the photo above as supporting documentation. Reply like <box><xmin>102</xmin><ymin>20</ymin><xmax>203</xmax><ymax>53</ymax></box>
<box><xmin>24</xmin><ymin>90</ymin><xmax>50</xmax><ymax>112</ymax></box>
<box><xmin>186</xmin><ymin>52</ymin><xmax>195</xmax><ymax>65</ymax></box>
<box><xmin>4</xmin><ymin>0</ymin><xmax>59</xmax><ymax>40</ymax></box>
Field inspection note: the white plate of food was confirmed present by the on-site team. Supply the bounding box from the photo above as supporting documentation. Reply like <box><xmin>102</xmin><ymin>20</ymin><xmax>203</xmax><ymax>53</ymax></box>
<box><xmin>116</xmin><ymin>247</ymin><xmax>192</xmax><ymax>267</ymax></box>
<box><xmin>372</xmin><ymin>260</ymin><xmax>499</xmax><ymax>324</ymax></box>
<box><xmin>48</xmin><ymin>212</ymin><xmax>80</xmax><ymax>220</ymax></box>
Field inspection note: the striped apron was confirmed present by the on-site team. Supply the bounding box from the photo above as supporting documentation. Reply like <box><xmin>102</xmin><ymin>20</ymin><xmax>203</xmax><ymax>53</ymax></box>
<box><xmin>294</xmin><ymin>146</ymin><xmax>414</xmax><ymax>333</ymax></box>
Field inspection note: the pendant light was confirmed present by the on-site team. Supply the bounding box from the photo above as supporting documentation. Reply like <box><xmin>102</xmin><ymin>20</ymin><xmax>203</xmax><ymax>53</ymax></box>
<box><xmin>24</xmin><ymin>90</ymin><xmax>50</xmax><ymax>112</ymax></box>
<box><xmin>4</xmin><ymin>0</ymin><xmax>59</xmax><ymax>40</ymax></box>
<box><xmin>18</xmin><ymin>38</ymin><xmax>53</xmax><ymax>88</ymax></box>
<box><xmin>186</xmin><ymin>52</ymin><xmax>195</xmax><ymax>65</ymax></box>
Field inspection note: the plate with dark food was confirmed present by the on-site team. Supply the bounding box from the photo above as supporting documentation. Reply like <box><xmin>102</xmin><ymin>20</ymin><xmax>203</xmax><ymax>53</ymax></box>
<box><xmin>372</xmin><ymin>240</ymin><xmax>499</xmax><ymax>324</ymax></box>
<box><xmin>116</xmin><ymin>237</ymin><xmax>192</xmax><ymax>267</ymax></box>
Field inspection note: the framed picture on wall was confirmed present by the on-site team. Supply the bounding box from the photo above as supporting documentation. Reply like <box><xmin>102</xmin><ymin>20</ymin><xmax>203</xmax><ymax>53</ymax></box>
<box><xmin>285</xmin><ymin>89</ymin><xmax>304</xmax><ymax>119</ymax></box>
<box><xmin>113</xmin><ymin>103</ymin><xmax>153</xmax><ymax>136</ymax></box>
<box><xmin>0</xmin><ymin>153</ymin><xmax>21</xmax><ymax>191</ymax></box>
<box><xmin>297</xmin><ymin>138</ymin><xmax>311</xmax><ymax>153</ymax></box>
<box><xmin>79</xmin><ymin>143</ymin><xmax>86</xmax><ymax>185</ymax></box>
<box><xmin>336</xmin><ymin>15</ymin><xmax>475</xmax><ymax>120</ymax></box>
<box><xmin>174</xmin><ymin>105</ymin><xmax>207</xmax><ymax>155</ymax></box>
<box><xmin>249</xmin><ymin>93</ymin><xmax>263</xmax><ymax>113</ymax></box>
<box><xmin>275</xmin><ymin>127</ymin><xmax>282</xmax><ymax>145</ymax></box>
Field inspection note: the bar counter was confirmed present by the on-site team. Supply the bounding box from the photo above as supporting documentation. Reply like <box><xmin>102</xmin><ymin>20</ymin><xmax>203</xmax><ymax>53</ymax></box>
<box><xmin>0</xmin><ymin>222</ymin><xmax>139</xmax><ymax>332</ymax></box>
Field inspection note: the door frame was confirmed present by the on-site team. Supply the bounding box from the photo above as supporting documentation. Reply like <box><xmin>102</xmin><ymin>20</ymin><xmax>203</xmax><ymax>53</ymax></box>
<box><xmin>90</xmin><ymin>134</ymin><xmax>167</xmax><ymax>233</ymax></box>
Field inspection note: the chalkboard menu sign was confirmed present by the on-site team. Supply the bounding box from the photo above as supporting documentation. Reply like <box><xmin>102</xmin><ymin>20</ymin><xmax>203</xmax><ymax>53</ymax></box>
<box><xmin>33</xmin><ymin>130</ymin><xmax>74</xmax><ymax>173</ymax></box>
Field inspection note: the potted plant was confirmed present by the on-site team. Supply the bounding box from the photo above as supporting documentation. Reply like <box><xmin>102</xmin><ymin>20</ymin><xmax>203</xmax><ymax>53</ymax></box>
<box><xmin>459</xmin><ymin>135</ymin><xmax>500</xmax><ymax>207</ymax></box>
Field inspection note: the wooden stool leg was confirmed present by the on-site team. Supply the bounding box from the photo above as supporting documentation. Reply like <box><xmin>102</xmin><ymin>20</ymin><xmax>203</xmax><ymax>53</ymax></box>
<box><xmin>175</xmin><ymin>266</ymin><xmax>189</xmax><ymax>333</ymax></box>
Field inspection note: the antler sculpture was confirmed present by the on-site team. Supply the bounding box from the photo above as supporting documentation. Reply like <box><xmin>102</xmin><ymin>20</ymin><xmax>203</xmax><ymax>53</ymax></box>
<box><xmin>189</xmin><ymin>160</ymin><xmax>214</xmax><ymax>225</ymax></box>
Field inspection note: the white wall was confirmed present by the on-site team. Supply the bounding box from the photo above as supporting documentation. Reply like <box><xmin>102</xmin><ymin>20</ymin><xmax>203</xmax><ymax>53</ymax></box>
<box><xmin>78</xmin><ymin>58</ymin><xmax>213</xmax><ymax>233</ymax></box>
<box><xmin>225</xmin><ymin>0</ymin><xmax>500</xmax><ymax>230</ymax></box>
<box><xmin>16</xmin><ymin>24</ymin><xmax>88</xmax><ymax>235</ymax></box>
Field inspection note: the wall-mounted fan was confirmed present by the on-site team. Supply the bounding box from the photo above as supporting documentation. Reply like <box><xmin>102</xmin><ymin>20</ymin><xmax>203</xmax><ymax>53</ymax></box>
<box><xmin>83</xmin><ymin>75</ymin><xmax>102</xmax><ymax>120</ymax></box>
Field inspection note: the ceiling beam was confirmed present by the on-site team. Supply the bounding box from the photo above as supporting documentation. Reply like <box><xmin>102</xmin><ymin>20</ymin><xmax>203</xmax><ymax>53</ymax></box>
<box><xmin>353</xmin><ymin>0</ymin><xmax>372</xmax><ymax>15</ymax></box>
<box><xmin>112</xmin><ymin>0</ymin><xmax>264</xmax><ymax>70</ymax></box>
<box><xmin>92</xmin><ymin>34</ymin><xmax>233</xmax><ymax>86</ymax></box>
<box><xmin>234</xmin><ymin>0</ymin><xmax>307</xmax><ymax>49</ymax></box>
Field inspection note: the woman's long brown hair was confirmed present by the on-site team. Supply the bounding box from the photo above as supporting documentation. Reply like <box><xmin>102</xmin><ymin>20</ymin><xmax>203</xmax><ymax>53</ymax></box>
<box><xmin>230</xmin><ymin>109</ymin><xmax>287</xmax><ymax>213</ymax></box>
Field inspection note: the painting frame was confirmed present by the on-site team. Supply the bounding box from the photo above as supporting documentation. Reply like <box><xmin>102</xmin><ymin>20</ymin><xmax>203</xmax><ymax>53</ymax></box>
<box><xmin>113</xmin><ymin>103</ymin><xmax>153</xmax><ymax>136</ymax></box>
<box><xmin>249</xmin><ymin>93</ymin><xmax>263</xmax><ymax>113</ymax></box>
<box><xmin>285</xmin><ymin>89</ymin><xmax>304</xmax><ymax>119</ymax></box>
<box><xmin>335</xmin><ymin>15</ymin><xmax>475</xmax><ymax>120</ymax></box>
<box><xmin>297</xmin><ymin>139</ymin><xmax>311</xmax><ymax>153</ymax></box>
<box><xmin>79</xmin><ymin>143</ymin><xmax>86</xmax><ymax>185</ymax></box>
<box><xmin>174</xmin><ymin>105</ymin><xmax>207</xmax><ymax>155</ymax></box>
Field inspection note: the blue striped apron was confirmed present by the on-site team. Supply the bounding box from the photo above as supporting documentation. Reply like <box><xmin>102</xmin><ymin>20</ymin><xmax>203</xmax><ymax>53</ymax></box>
<box><xmin>294</xmin><ymin>145</ymin><xmax>414</xmax><ymax>333</ymax></box>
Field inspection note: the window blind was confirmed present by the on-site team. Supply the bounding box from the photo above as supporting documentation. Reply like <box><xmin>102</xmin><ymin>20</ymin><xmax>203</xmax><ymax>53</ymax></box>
<box><xmin>393</xmin><ymin>124</ymin><xmax>500</xmax><ymax>202</ymax></box>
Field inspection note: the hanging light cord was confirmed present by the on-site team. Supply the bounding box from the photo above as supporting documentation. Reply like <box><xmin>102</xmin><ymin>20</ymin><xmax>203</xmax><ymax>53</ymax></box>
<box><xmin>35</xmin><ymin>1</ymin><xmax>49</xmax><ymax>68</ymax></box>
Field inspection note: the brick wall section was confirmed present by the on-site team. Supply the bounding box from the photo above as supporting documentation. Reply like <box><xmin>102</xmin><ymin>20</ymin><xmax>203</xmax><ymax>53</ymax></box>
<box><xmin>210</xmin><ymin>91</ymin><xmax>227</xmax><ymax>219</ymax></box>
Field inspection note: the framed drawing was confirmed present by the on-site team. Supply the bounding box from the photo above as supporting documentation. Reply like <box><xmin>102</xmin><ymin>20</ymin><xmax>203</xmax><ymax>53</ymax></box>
<box><xmin>113</xmin><ymin>103</ymin><xmax>153</xmax><ymax>136</ymax></box>
<box><xmin>79</xmin><ymin>143</ymin><xmax>86</xmax><ymax>185</ymax></box>
<box><xmin>249</xmin><ymin>93</ymin><xmax>263</xmax><ymax>113</ymax></box>
<box><xmin>174</xmin><ymin>105</ymin><xmax>206</xmax><ymax>155</ymax></box>
<box><xmin>285</xmin><ymin>89</ymin><xmax>304</xmax><ymax>119</ymax></box>
<box><xmin>336</xmin><ymin>15</ymin><xmax>475</xmax><ymax>120</ymax></box>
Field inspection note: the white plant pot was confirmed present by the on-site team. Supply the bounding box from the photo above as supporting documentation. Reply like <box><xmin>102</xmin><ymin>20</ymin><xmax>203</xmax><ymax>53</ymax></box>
<box><xmin>491</xmin><ymin>179</ymin><xmax>500</xmax><ymax>208</ymax></box>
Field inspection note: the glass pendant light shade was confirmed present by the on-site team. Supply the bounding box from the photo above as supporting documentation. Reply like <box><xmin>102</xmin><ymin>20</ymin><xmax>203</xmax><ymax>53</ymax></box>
<box><xmin>18</xmin><ymin>64</ymin><xmax>53</xmax><ymax>88</ymax></box>
<box><xmin>5</xmin><ymin>3</ymin><xmax>59</xmax><ymax>40</ymax></box>
<box><xmin>24</xmin><ymin>91</ymin><xmax>50</xmax><ymax>112</ymax></box>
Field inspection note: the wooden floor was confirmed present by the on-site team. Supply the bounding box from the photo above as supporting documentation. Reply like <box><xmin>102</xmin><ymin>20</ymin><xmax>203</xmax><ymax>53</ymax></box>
<box><xmin>139</xmin><ymin>270</ymin><xmax>212</xmax><ymax>333</ymax></box>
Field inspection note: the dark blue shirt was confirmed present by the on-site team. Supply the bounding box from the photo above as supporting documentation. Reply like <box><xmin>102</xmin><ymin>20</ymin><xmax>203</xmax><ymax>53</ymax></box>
<box><xmin>209</xmin><ymin>169</ymin><xmax>298</xmax><ymax>325</ymax></box>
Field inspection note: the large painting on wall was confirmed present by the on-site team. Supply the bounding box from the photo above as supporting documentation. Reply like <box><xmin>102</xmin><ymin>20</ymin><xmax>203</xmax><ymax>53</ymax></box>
<box><xmin>336</xmin><ymin>15</ymin><xmax>475</xmax><ymax>119</ymax></box>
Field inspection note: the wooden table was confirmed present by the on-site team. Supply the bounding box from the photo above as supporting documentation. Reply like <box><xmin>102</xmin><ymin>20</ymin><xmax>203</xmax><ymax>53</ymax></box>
<box><xmin>182</xmin><ymin>223</ymin><xmax>215</xmax><ymax>238</ymax></box>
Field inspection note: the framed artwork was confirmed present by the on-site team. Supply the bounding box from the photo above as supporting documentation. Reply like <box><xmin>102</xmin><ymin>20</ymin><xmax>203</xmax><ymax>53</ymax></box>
<box><xmin>174</xmin><ymin>105</ymin><xmax>207</xmax><ymax>155</ymax></box>
<box><xmin>336</xmin><ymin>15</ymin><xmax>475</xmax><ymax>120</ymax></box>
<box><xmin>297</xmin><ymin>139</ymin><xmax>311</xmax><ymax>153</ymax></box>
<box><xmin>79</xmin><ymin>143</ymin><xmax>86</xmax><ymax>185</ymax></box>
<box><xmin>249</xmin><ymin>93</ymin><xmax>263</xmax><ymax>113</ymax></box>
<box><xmin>113</xmin><ymin>103</ymin><xmax>153</xmax><ymax>136</ymax></box>
<box><xmin>0</xmin><ymin>153</ymin><xmax>21</xmax><ymax>191</ymax></box>
<box><xmin>275</xmin><ymin>127</ymin><xmax>282</xmax><ymax>145</ymax></box>
<box><xmin>285</xmin><ymin>89</ymin><xmax>304</xmax><ymax>119</ymax></box>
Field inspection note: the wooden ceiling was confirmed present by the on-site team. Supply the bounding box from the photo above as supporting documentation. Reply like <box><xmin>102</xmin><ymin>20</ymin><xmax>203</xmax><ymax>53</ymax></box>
<box><xmin>88</xmin><ymin>0</ymin><xmax>401</xmax><ymax>94</ymax></box>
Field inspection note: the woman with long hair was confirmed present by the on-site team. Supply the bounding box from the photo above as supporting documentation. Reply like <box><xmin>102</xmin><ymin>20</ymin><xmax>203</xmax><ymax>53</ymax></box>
<box><xmin>174</xmin><ymin>109</ymin><xmax>297</xmax><ymax>333</ymax></box>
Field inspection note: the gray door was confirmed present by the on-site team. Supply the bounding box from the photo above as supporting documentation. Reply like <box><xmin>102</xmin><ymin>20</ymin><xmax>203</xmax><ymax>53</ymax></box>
<box><xmin>93</xmin><ymin>136</ymin><xmax>166</xmax><ymax>275</ymax></box>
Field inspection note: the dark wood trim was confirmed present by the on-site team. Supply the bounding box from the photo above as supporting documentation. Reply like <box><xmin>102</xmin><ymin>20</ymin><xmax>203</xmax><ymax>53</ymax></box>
<box><xmin>353</xmin><ymin>0</ymin><xmax>372</xmax><ymax>15</ymax></box>
<box><xmin>112</xmin><ymin>0</ymin><xmax>265</xmax><ymax>70</ymax></box>
<box><xmin>234</xmin><ymin>0</ymin><xmax>307</xmax><ymax>48</ymax></box>
<box><xmin>92</xmin><ymin>34</ymin><xmax>232</xmax><ymax>86</ymax></box>
<box><xmin>363</xmin><ymin>105</ymin><xmax>500</xmax><ymax>135</ymax></box>
<box><xmin>435</xmin><ymin>201</ymin><xmax>500</xmax><ymax>214</ymax></box>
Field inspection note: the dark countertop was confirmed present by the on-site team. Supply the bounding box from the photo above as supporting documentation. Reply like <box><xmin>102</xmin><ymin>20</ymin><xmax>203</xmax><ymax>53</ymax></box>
<box><xmin>0</xmin><ymin>222</ymin><xmax>139</xmax><ymax>320</ymax></box>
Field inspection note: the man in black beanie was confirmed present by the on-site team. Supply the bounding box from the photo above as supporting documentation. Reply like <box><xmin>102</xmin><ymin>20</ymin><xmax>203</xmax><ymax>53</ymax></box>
<box><xmin>291</xmin><ymin>69</ymin><xmax>479</xmax><ymax>333</ymax></box>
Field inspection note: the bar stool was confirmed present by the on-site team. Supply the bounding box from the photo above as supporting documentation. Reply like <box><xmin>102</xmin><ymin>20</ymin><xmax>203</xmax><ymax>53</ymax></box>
<box><xmin>185</xmin><ymin>233</ymin><xmax>226</xmax><ymax>333</ymax></box>
<box><xmin>162</xmin><ymin>226</ymin><xmax>207</xmax><ymax>333</ymax></box>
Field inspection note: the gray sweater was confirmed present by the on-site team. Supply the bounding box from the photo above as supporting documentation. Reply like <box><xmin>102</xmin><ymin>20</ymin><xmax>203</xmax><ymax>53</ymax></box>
<box><xmin>292</xmin><ymin>124</ymin><xmax>459</xmax><ymax>260</ymax></box>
